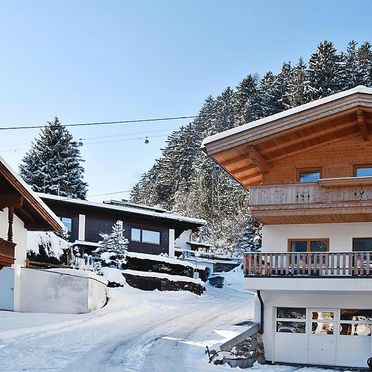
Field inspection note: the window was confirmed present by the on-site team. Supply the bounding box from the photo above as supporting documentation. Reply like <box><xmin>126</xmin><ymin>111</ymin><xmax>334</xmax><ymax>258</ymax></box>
<box><xmin>60</xmin><ymin>216</ymin><xmax>72</xmax><ymax>233</ymax></box>
<box><xmin>340</xmin><ymin>309</ymin><xmax>372</xmax><ymax>336</ymax></box>
<box><xmin>142</xmin><ymin>230</ymin><xmax>161</xmax><ymax>244</ymax></box>
<box><xmin>130</xmin><ymin>228</ymin><xmax>161</xmax><ymax>245</ymax></box>
<box><xmin>131</xmin><ymin>228</ymin><xmax>141</xmax><ymax>242</ymax></box>
<box><xmin>354</xmin><ymin>165</ymin><xmax>372</xmax><ymax>177</ymax></box>
<box><xmin>289</xmin><ymin>239</ymin><xmax>329</xmax><ymax>253</ymax></box>
<box><xmin>353</xmin><ymin>238</ymin><xmax>372</xmax><ymax>252</ymax></box>
<box><xmin>276</xmin><ymin>307</ymin><xmax>306</xmax><ymax>333</ymax></box>
<box><xmin>298</xmin><ymin>169</ymin><xmax>321</xmax><ymax>183</ymax></box>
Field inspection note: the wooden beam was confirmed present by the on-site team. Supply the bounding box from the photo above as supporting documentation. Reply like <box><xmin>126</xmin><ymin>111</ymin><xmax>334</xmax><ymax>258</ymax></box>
<box><xmin>232</xmin><ymin>164</ymin><xmax>258</xmax><ymax>176</ymax></box>
<box><xmin>247</xmin><ymin>146</ymin><xmax>270</xmax><ymax>173</ymax></box>
<box><xmin>357</xmin><ymin>109</ymin><xmax>369</xmax><ymax>141</ymax></box>
<box><xmin>219</xmin><ymin>153</ymin><xmax>250</xmax><ymax>167</ymax></box>
<box><xmin>0</xmin><ymin>195</ymin><xmax>23</xmax><ymax>209</ymax></box>
<box><xmin>239</xmin><ymin>171</ymin><xmax>263</xmax><ymax>182</ymax></box>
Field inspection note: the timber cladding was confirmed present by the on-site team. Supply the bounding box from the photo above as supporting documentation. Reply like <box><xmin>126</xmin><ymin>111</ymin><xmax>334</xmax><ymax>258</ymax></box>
<box><xmin>42</xmin><ymin>200</ymin><xmax>171</xmax><ymax>255</ymax></box>
<box><xmin>263</xmin><ymin>136</ymin><xmax>372</xmax><ymax>184</ymax></box>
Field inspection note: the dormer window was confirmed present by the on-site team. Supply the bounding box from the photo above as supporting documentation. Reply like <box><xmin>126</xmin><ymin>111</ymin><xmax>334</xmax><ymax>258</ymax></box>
<box><xmin>297</xmin><ymin>169</ymin><xmax>321</xmax><ymax>183</ymax></box>
<box><xmin>354</xmin><ymin>165</ymin><xmax>372</xmax><ymax>177</ymax></box>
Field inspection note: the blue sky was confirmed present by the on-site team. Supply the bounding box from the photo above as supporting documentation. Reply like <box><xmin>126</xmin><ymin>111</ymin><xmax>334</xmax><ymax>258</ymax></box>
<box><xmin>0</xmin><ymin>0</ymin><xmax>371</xmax><ymax>200</ymax></box>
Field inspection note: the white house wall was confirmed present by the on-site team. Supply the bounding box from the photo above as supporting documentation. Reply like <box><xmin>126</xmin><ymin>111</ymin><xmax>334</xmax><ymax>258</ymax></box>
<box><xmin>262</xmin><ymin>222</ymin><xmax>372</xmax><ymax>253</ymax></box>
<box><xmin>0</xmin><ymin>208</ymin><xmax>27</xmax><ymax>267</ymax></box>
<box><xmin>175</xmin><ymin>229</ymin><xmax>192</xmax><ymax>251</ymax></box>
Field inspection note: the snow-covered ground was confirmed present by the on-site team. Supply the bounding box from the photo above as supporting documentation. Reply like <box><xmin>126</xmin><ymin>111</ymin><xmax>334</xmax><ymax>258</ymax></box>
<box><xmin>0</xmin><ymin>268</ymin><xmax>345</xmax><ymax>371</ymax></box>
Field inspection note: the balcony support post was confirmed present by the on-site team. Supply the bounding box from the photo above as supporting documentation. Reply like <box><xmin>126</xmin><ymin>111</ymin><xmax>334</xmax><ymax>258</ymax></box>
<box><xmin>7</xmin><ymin>207</ymin><xmax>14</xmax><ymax>243</ymax></box>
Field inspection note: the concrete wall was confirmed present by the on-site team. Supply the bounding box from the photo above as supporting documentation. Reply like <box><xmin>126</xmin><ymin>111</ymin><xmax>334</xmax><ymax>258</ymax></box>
<box><xmin>20</xmin><ymin>268</ymin><xmax>107</xmax><ymax>314</ymax></box>
<box><xmin>262</xmin><ymin>222</ymin><xmax>372</xmax><ymax>253</ymax></box>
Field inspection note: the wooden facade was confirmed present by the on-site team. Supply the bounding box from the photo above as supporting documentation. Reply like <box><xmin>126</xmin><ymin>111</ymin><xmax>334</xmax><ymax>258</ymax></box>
<box><xmin>40</xmin><ymin>196</ymin><xmax>204</xmax><ymax>256</ymax></box>
<box><xmin>202</xmin><ymin>87</ymin><xmax>372</xmax><ymax>224</ymax></box>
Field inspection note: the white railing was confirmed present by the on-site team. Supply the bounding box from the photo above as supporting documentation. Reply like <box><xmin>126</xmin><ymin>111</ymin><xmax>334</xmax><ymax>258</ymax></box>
<box><xmin>244</xmin><ymin>251</ymin><xmax>372</xmax><ymax>277</ymax></box>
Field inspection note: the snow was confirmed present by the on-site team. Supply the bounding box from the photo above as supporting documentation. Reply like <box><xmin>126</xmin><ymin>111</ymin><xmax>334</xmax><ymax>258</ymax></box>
<box><xmin>28</xmin><ymin>231</ymin><xmax>69</xmax><ymax>258</ymax></box>
<box><xmin>101</xmin><ymin>267</ymin><xmax>126</xmax><ymax>286</ymax></box>
<box><xmin>37</xmin><ymin>192</ymin><xmax>206</xmax><ymax>226</ymax></box>
<box><xmin>127</xmin><ymin>251</ymin><xmax>197</xmax><ymax>269</ymax></box>
<box><xmin>48</xmin><ymin>268</ymin><xmax>108</xmax><ymax>285</ymax></box>
<box><xmin>123</xmin><ymin>269</ymin><xmax>204</xmax><ymax>285</ymax></box>
<box><xmin>100</xmin><ymin>251</ymin><xmax>116</xmax><ymax>264</ymax></box>
<box><xmin>201</xmin><ymin>85</ymin><xmax>372</xmax><ymax>147</ymax></box>
<box><xmin>0</xmin><ymin>267</ymin><xmax>350</xmax><ymax>371</ymax></box>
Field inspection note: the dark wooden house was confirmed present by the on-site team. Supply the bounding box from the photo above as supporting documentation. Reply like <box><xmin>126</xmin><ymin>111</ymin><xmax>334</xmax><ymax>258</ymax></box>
<box><xmin>38</xmin><ymin>194</ymin><xmax>206</xmax><ymax>257</ymax></box>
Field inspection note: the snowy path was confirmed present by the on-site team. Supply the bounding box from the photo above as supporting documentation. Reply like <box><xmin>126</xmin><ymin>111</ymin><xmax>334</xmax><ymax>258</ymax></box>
<box><xmin>0</xmin><ymin>271</ymin><xmax>344</xmax><ymax>372</ymax></box>
<box><xmin>0</xmin><ymin>272</ymin><xmax>254</xmax><ymax>372</ymax></box>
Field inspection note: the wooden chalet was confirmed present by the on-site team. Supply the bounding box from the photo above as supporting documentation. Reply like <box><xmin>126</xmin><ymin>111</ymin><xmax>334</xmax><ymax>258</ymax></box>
<box><xmin>202</xmin><ymin>86</ymin><xmax>372</xmax><ymax>368</ymax></box>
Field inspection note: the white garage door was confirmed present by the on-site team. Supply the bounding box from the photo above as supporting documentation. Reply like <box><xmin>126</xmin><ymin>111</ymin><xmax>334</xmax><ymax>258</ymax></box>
<box><xmin>274</xmin><ymin>307</ymin><xmax>372</xmax><ymax>368</ymax></box>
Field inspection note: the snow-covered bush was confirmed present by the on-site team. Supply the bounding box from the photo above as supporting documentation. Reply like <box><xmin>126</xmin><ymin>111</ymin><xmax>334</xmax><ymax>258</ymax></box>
<box><xmin>94</xmin><ymin>222</ymin><xmax>128</xmax><ymax>268</ymax></box>
<box><xmin>27</xmin><ymin>231</ymin><xmax>72</xmax><ymax>266</ymax></box>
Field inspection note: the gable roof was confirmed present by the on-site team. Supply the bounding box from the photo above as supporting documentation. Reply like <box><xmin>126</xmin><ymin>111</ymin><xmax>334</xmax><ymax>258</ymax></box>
<box><xmin>202</xmin><ymin>86</ymin><xmax>372</xmax><ymax>187</ymax></box>
<box><xmin>0</xmin><ymin>156</ymin><xmax>64</xmax><ymax>231</ymax></box>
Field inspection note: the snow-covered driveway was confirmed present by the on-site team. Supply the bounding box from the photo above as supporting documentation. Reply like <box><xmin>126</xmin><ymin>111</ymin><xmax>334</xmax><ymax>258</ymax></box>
<box><xmin>0</xmin><ymin>271</ymin><xmax>254</xmax><ymax>372</ymax></box>
<box><xmin>0</xmin><ymin>271</ymin><xmax>344</xmax><ymax>372</ymax></box>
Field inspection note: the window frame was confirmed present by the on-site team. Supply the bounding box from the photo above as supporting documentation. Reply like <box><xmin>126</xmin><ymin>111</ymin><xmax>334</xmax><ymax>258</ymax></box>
<box><xmin>353</xmin><ymin>164</ymin><xmax>372</xmax><ymax>178</ymax></box>
<box><xmin>296</xmin><ymin>168</ymin><xmax>322</xmax><ymax>183</ymax></box>
<box><xmin>59</xmin><ymin>216</ymin><xmax>73</xmax><ymax>233</ymax></box>
<box><xmin>352</xmin><ymin>237</ymin><xmax>372</xmax><ymax>252</ymax></box>
<box><xmin>130</xmin><ymin>227</ymin><xmax>161</xmax><ymax>245</ymax></box>
<box><xmin>288</xmin><ymin>238</ymin><xmax>329</xmax><ymax>253</ymax></box>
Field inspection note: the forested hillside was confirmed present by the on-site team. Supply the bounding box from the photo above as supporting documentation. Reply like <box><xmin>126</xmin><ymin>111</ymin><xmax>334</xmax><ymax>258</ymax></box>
<box><xmin>130</xmin><ymin>41</ymin><xmax>372</xmax><ymax>256</ymax></box>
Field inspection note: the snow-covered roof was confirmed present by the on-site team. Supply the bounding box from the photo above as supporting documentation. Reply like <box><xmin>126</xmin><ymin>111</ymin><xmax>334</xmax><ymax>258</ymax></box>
<box><xmin>104</xmin><ymin>199</ymin><xmax>167</xmax><ymax>213</ymax></box>
<box><xmin>37</xmin><ymin>193</ymin><xmax>206</xmax><ymax>227</ymax></box>
<box><xmin>202</xmin><ymin>85</ymin><xmax>372</xmax><ymax>147</ymax></box>
<box><xmin>0</xmin><ymin>155</ymin><xmax>65</xmax><ymax>231</ymax></box>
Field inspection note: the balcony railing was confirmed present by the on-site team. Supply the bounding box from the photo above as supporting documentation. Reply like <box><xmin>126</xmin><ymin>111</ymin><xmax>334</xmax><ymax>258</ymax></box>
<box><xmin>249</xmin><ymin>183</ymin><xmax>372</xmax><ymax>206</ymax></box>
<box><xmin>0</xmin><ymin>238</ymin><xmax>15</xmax><ymax>266</ymax></box>
<box><xmin>244</xmin><ymin>251</ymin><xmax>372</xmax><ymax>277</ymax></box>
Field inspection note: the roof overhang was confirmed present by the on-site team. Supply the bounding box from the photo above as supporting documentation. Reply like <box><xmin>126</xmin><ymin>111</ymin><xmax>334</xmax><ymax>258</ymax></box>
<box><xmin>202</xmin><ymin>86</ymin><xmax>372</xmax><ymax>187</ymax></box>
<box><xmin>0</xmin><ymin>157</ymin><xmax>64</xmax><ymax>231</ymax></box>
<box><xmin>38</xmin><ymin>193</ymin><xmax>206</xmax><ymax>231</ymax></box>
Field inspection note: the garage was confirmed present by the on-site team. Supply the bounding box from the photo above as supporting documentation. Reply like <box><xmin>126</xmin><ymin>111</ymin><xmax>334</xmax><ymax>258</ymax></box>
<box><xmin>274</xmin><ymin>307</ymin><xmax>372</xmax><ymax>368</ymax></box>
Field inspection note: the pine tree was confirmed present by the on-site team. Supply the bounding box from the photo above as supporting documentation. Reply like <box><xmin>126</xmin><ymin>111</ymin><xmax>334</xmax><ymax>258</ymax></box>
<box><xmin>234</xmin><ymin>74</ymin><xmax>262</xmax><ymax>125</ymax></box>
<box><xmin>340</xmin><ymin>40</ymin><xmax>364</xmax><ymax>89</ymax></box>
<box><xmin>356</xmin><ymin>41</ymin><xmax>372</xmax><ymax>86</ymax></box>
<box><xmin>19</xmin><ymin>117</ymin><xmax>88</xmax><ymax>199</ymax></box>
<box><xmin>96</xmin><ymin>222</ymin><xmax>128</xmax><ymax>267</ymax></box>
<box><xmin>286</xmin><ymin>58</ymin><xmax>313</xmax><ymax>108</ymax></box>
<box><xmin>309</xmin><ymin>41</ymin><xmax>342</xmax><ymax>99</ymax></box>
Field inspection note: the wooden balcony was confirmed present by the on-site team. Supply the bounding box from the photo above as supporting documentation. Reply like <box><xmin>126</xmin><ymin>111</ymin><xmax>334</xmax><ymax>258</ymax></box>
<box><xmin>249</xmin><ymin>180</ymin><xmax>372</xmax><ymax>224</ymax></box>
<box><xmin>244</xmin><ymin>251</ymin><xmax>372</xmax><ymax>278</ymax></box>
<box><xmin>0</xmin><ymin>238</ymin><xmax>15</xmax><ymax>267</ymax></box>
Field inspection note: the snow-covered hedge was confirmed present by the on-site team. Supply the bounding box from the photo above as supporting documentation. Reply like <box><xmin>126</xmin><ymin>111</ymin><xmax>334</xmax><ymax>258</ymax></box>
<box><xmin>123</xmin><ymin>269</ymin><xmax>204</xmax><ymax>295</ymax></box>
<box><xmin>125</xmin><ymin>252</ymin><xmax>195</xmax><ymax>278</ymax></box>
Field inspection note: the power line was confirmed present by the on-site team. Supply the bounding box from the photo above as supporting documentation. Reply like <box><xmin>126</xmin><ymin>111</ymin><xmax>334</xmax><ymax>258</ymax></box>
<box><xmin>0</xmin><ymin>115</ymin><xmax>198</xmax><ymax>131</ymax></box>
<box><xmin>88</xmin><ymin>190</ymin><xmax>132</xmax><ymax>197</ymax></box>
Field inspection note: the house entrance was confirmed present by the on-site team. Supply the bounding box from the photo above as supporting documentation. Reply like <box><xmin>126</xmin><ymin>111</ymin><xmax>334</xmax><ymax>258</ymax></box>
<box><xmin>0</xmin><ymin>267</ymin><xmax>14</xmax><ymax>311</ymax></box>
<box><xmin>274</xmin><ymin>306</ymin><xmax>372</xmax><ymax>368</ymax></box>
<box><xmin>308</xmin><ymin>309</ymin><xmax>337</xmax><ymax>366</ymax></box>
